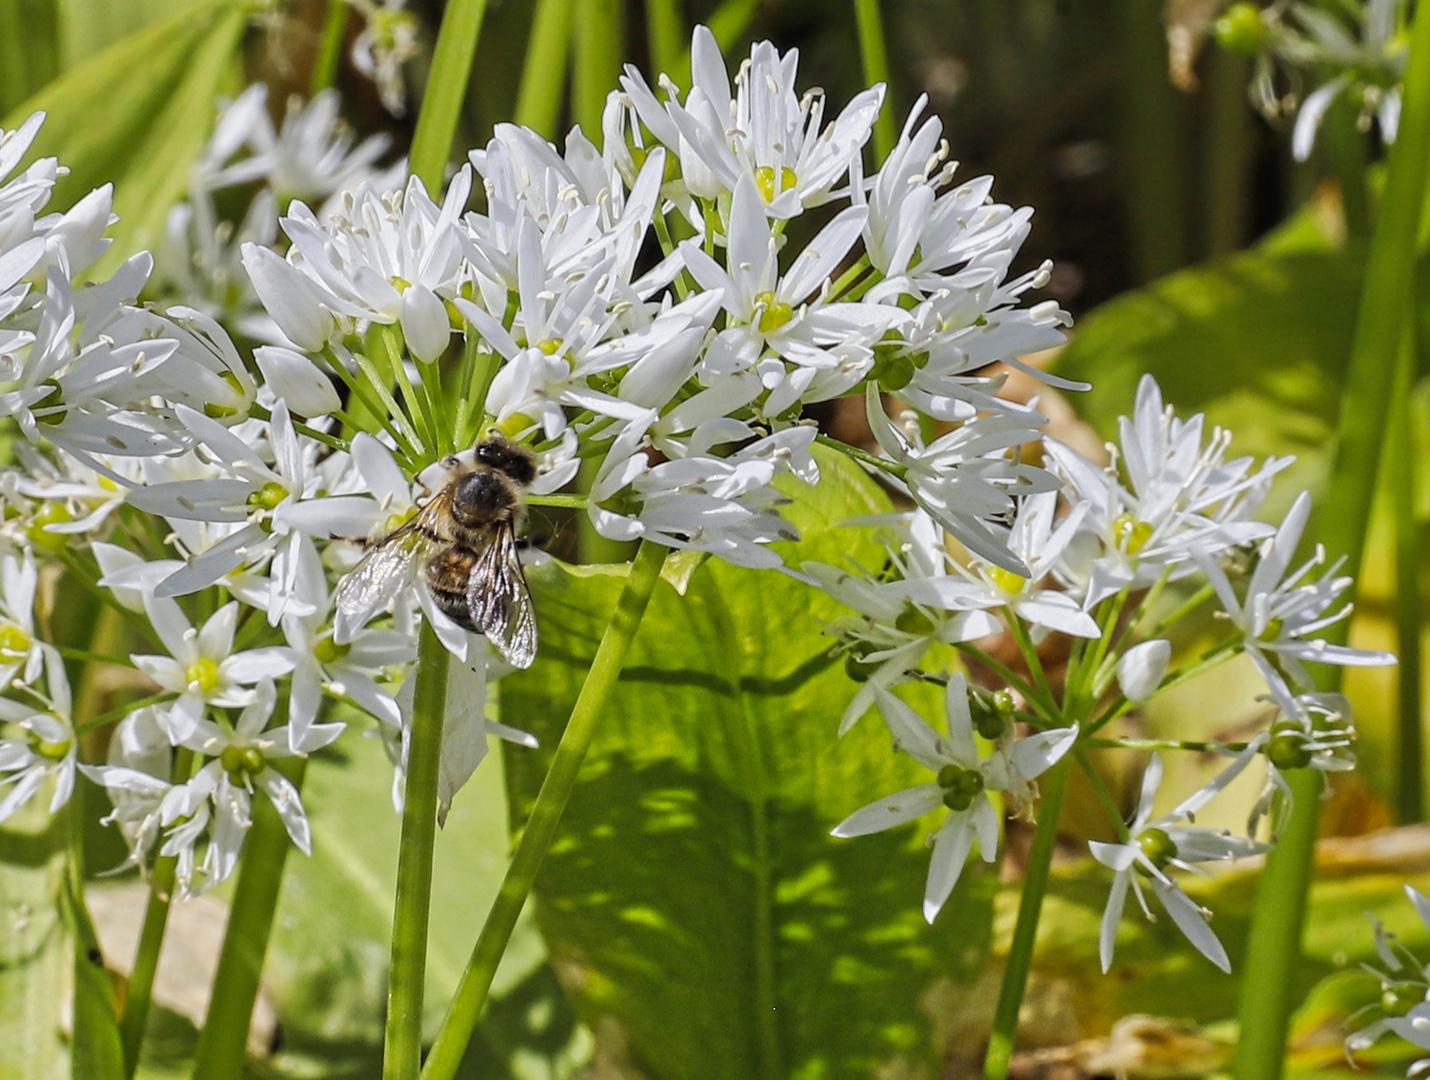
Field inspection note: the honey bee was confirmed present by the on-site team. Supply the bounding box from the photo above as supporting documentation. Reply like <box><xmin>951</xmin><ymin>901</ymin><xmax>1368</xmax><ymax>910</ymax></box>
<box><xmin>335</xmin><ymin>437</ymin><xmax>539</xmax><ymax>668</ymax></box>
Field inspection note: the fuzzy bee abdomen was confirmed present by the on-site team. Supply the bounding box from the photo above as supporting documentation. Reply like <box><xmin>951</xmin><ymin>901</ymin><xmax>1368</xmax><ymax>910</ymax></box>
<box><xmin>425</xmin><ymin>546</ymin><xmax>479</xmax><ymax>632</ymax></box>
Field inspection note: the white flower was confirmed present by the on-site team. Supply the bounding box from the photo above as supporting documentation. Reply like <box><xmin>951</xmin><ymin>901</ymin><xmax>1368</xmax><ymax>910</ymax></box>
<box><xmin>620</xmin><ymin>26</ymin><xmax>884</xmax><ymax>218</ymax></box>
<box><xmin>865</xmin><ymin>384</ymin><xmax>1055</xmax><ymax>572</ymax></box>
<box><xmin>0</xmin><ymin>548</ymin><xmax>43</xmax><ymax>688</ymax></box>
<box><xmin>1287</xmin><ymin>0</ymin><xmax>1406</xmax><ymax>161</ymax></box>
<box><xmin>1247</xmin><ymin>691</ymin><xmax>1357</xmax><ymax>835</ymax></box>
<box><xmin>351</xmin><ymin>0</ymin><xmax>420</xmax><ymax>117</ymax></box>
<box><xmin>271</xmin><ymin>170</ymin><xmax>470</xmax><ymax>361</ymax></box>
<box><xmin>282</xmin><ymin>538</ymin><xmax>409</xmax><ymax>750</ymax></box>
<box><xmin>0</xmin><ymin>645</ymin><xmax>76</xmax><ymax>823</ymax></box>
<box><xmin>804</xmin><ymin>509</ymin><xmax>1001</xmax><ymax>733</ymax></box>
<box><xmin>156</xmin><ymin>679</ymin><xmax>329</xmax><ymax>893</ymax></box>
<box><xmin>1193</xmin><ymin>491</ymin><xmax>1396</xmax><ymax>717</ymax></box>
<box><xmin>129</xmin><ymin>596</ymin><xmax>294</xmax><ymax>742</ymax></box>
<box><xmin>679</xmin><ymin>177</ymin><xmax>899</xmax><ymax>409</ymax></box>
<box><xmin>1089</xmin><ymin>753</ymin><xmax>1264</xmax><ymax>973</ymax></box>
<box><xmin>200</xmin><ymin>85</ymin><xmax>393</xmax><ymax>201</ymax></box>
<box><xmin>79</xmin><ymin>705</ymin><xmax>175</xmax><ymax>869</ymax></box>
<box><xmin>1048</xmin><ymin>375</ymin><xmax>1289</xmax><ymax>607</ymax></box>
<box><xmin>943</xmin><ymin>490</ymin><xmax>1102</xmax><ymax>640</ymax></box>
<box><xmin>588</xmin><ymin>412</ymin><xmax>811</xmax><ymax>570</ymax></box>
<box><xmin>832</xmin><ymin>674</ymin><xmax>1075</xmax><ymax>923</ymax></box>
<box><xmin>1116</xmin><ymin>639</ymin><xmax>1171</xmax><ymax>705</ymax></box>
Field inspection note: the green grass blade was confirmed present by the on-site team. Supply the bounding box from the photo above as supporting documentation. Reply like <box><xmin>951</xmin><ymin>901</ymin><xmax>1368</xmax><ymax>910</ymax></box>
<box><xmin>408</xmin><ymin>0</ymin><xmax>489</xmax><ymax>192</ymax></box>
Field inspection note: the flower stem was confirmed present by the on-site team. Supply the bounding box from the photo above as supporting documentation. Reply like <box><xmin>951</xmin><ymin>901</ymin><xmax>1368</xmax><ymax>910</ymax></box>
<box><xmin>191</xmin><ymin>759</ymin><xmax>306</xmax><ymax>1080</ymax></box>
<box><xmin>119</xmin><ymin>747</ymin><xmax>193</xmax><ymax>1079</ymax></box>
<box><xmin>851</xmin><ymin>0</ymin><xmax>896</xmax><ymax>163</ymax></box>
<box><xmin>309</xmin><ymin>0</ymin><xmax>349</xmax><ymax>96</ymax></box>
<box><xmin>644</xmin><ymin>0</ymin><xmax>684</xmax><ymax>81</ymax></box>
<box><xmin>420</xmin><ymin>539</ymin><xmax>668</xmax><ymax>1080</ymax></box>
<box><xmin>1390</xmin><ymin>332</ymin><xmax>1422</xmax><ymax>823</ymax></box>
<box><xmin>981</xmin><ymin>754</ymin><xmax>1072</xmax><ymax>1080</ymax></box>
<box><xmin>513</xmin><ymin>0</ymin><xmax>573</xmax><ymax>138</ymax></box>
<box><xmin>409</xmin><ymin>0</ymin><xmax>489</xmax><ymax>192</ymax></box>
<box><xmin>813</xmin><ymin>434</ymin><xmax>907</xmax><ymax>480</ymax></box>
<box><xmin>1234</xmin><ymin>8</ymin><xmax>1430</xmax><ymax>1079</ymax></box>
<box><xmin>571</xmin><ymin>0</ymin><xmax>624</xmax><ymax>141</ymax></box>
<box><xmin>382</xmin><ymin>621</ymin><xmax>451</xmax><ymax>1080</ymax></box>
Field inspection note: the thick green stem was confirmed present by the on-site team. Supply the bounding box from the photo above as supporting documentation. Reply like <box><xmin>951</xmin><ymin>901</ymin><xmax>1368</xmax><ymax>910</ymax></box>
<box><xmin>514</xmin><ymin>0</ymin><xmax>573</xmax><ymax>138</ymax></box>
<box><xmin>119</xmin><ymin>747</ymin><xmax>193</xmax><ymax>1079</ymax></box>
<box><xmin>1391</xmin><ymin>340</ymin><xmax>1423</xmax><ymax>823</ymax></box>
<box><xmin>191</xmin><ymin>759</ymin><xmax>306</xmax><ymax>1080</ymax></box>
<box><xmin>119</xmin><ymin>855</ymin><xmax>177</xmax><ymax>1077</ymax></box>
<box><xmin>852</xmin><ymin>0</ymin><xmax>896</xmax><ymax>163</ymax></box>
<box><xmin>572</xmin><ymin>0</ymin><xmax>624</xmax><ymax>141</ymax></box>
<box><xmin>1118</xmin><ymin>0</ymin><xmax>1188</xmax><ymax>282</ymax></box>
<box><xmin>982</xmin><ymin>755</ymin><xmax>1072</xmax><ymax>1080</ymax></box>
<box><xmin>1230</xmin><ymin>769</ymin><xmax>1322</xmax><ymax>1080</ymax></box>
<box><xmin>420</xmin><ymin>540</ymin><xmax>668</xmax><ymax>1080</ymax></box>
<box><xmin>1323</xmin><ymin>96</ymin><xmax>1371</xmax><ymax>241</ymax></box>
<box><xmin>310</xmin><ymin>0</ymin><xmax>350</xmax><ymax>96</ymax></box>
<box><xmin>644</xmin><ymin>0</ymin><xmax>684</xmax><ymax>80</ymax></box>
<box><xmin>408</xmin><ymin>0</ymin><xmax>489</xmax><ymax>192</ymax></box>
<box><xmin>1233</xmin><ymin>10</ymin><xmax>1430</xmax><ymax>1080</ymax></box>
<box><xmin>1202</xmin><ymin>47</ymin><xmax>1250</xmax><ymax>257</ymax></box>
<box><xmin>382</xmin><ymin>623</ymin><xmax>450</xmax><ymax>1080</ymax></box>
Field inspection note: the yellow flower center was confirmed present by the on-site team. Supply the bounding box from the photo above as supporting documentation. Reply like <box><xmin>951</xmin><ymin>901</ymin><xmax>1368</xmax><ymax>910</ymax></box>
<box><xmin>754</xmin><ymin>291</ymin><xmax>794</xmax><ymax>334</ymax></box>
<box><xmin>186</xmin><ymin>657</ymin><xmax>221</xmax><ymax>694</ymax></box>
<box><xmin>1112</xmin><ymin>513</ymin><xmax>1154</xmax><ymax>555</ymax></box>
<box><xmin>314</xmin><ymin>635</ymin><xmax>351</xmax><ymax>665</ymax></box>
<box><xmin>221</xmin><ymin>743</ymin><xmax>266</xmax><ymax>783</ymax></box>
<box><xmin>0</xmin><ymin>625</ymin><xmax>31</xmax><ymax>655</ymax></box>
<box><xmin>754</xmin><ymin>165</ymin><xmax>797</xmax><ymax>204</ymax></box>
<box><xmin>247</xmin><ymin>481</ymin><xmax>289</xmax><ymax>512</ymax></box>
<box><xmin>204</xmin><ymin>371</ymin><xmax>246</xmax><ymax>419</ymax></box>
<box><xmin>30</xmin><ymin>733</ymin><xmax>71</xmax><ymax>761</ymax></box>
<box><xmin>986</xmin><ymin>566</ymin><xmax>1027</xmax><ymax>595</ymax></box>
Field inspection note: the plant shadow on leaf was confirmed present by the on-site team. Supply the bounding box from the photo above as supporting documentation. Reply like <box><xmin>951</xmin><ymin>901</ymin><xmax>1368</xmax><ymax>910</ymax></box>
<box><xmin>503</xmin><ymin>445</ymin><xmax>997</xmax><ymax>1080</ymax></box>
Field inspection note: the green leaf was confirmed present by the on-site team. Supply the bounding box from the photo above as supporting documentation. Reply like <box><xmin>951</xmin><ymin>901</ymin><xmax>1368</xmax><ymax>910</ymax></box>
<box><xmin>1051</xmin><ymin>244</ymin><xmax>1365</xmax><ymax>505</ymax></box>
<box><xmin>502</xmin><ymin>444</ymin><xmax>996</xmax><ymax>1080</ymax></box>
<box><xmin>263</xmin><ymin>724</ymin><xmax>572</xmax><ymax>1076</ymax></box>
<box><xmin>2</xmin><ymin>0</ymin><xmax>247</xmax><ymax>278</ymax></box>
<box><xmin>0</xmin><ymin>798</ymin><xmax>68</xmax><ymax>1080</ymax></box>
<box><xmin>61</xmin><ymin>865</ymin><xmax>124</xmax><ymax>1079</ymax></box>
<box><xmin>0</xmin><ymin>0</ymin><xmax>59</xmax><ymax>117</ymax></box>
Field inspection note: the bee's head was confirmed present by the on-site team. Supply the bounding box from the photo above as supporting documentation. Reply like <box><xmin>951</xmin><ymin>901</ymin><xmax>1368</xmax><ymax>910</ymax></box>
<box><xmin>474</xmin><ymin>437</ymin><xmax>537</xmax><ymax>487</ymax></box>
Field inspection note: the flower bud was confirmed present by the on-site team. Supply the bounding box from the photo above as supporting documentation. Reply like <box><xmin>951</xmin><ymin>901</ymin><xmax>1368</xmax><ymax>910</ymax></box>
<box><xmin>255</xmin><ymin>346</ymin><xmax>341</xmax><ymax>417</ymax></box>
<box><xmin>1116</xmin><ymin>639</ymin><xmax>1171</xmax><ymax>705</ymax></box>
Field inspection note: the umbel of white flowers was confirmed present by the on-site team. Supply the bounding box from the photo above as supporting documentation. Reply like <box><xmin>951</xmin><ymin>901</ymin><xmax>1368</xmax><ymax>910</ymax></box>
<box><xmin>0</xmin><ymin>25</ymin><xmax>1393</xmax><ymax>971</ymax></box>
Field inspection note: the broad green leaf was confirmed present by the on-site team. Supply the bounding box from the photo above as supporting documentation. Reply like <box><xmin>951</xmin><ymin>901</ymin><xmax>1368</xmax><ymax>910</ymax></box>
<box><xmin>263</xmin><ymin>723</ymin><xmax>576</xmax><ymax>1077</ymax></box>
<box><xmin>55</xmin><ymin>0</ymin><xmax>216</xmax><ymax>68</ymax></box>
<box><xmin>62</xmin><ymin>865</ymin><xmax>125</xmax><ymax>1080</ymax></box>
<box><xmin>1051</xmin><ymin>245</ymin><xmax>1366</xmax><ymax>507</ymax></box>
<box><xmin>0</xmin><ymin>0</ymin><xmax>59</xmax><ymax>116</ymax></box>
<box><xmin>503</xmin><ymin>445</ymin><xmax>996</xmax><ymax>1080</ymax></box>
<box><xmin>0</xmin><ymin>797</ymin><xmax>68</xmax><ymax>1080</ymax></box>
<box><xmin>2</xmin><ymin>0</ymin><xmax>247</xmax><ymax>278</ymax></box>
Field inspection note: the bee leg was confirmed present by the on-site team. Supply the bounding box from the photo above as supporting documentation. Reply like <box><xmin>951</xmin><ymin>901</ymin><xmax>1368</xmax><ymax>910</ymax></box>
<box><xmin>329</xmin><ymin>533</ymin><xmax>375</xmax><ymax>548</ymax></box>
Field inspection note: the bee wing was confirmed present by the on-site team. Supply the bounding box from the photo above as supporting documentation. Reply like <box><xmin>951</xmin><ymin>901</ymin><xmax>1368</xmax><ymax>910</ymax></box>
<box><xmin>467</xmin><ymin>523</ymin><xmax>539</xmax><ymax>669</ymax></box>
<box><xmin>335</xmin><ymin>516</ymin><xmax>441</xmax><ymax>627</ymax></box>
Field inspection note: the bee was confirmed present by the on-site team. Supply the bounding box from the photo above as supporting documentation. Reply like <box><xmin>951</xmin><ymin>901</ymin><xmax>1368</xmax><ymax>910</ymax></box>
<box><xmin>335</xmin><ymin>437</ymin><xmax>539</xmax><ymax>668</ymax></box>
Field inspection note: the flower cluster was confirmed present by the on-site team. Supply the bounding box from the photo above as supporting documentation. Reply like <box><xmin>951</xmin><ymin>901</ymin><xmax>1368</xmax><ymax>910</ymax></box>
<box><xmin>1345</xmin><ymin>885</ymin><xmax>1430</xmax><ymax>1076</ymax></box>
<box><xmin>1216</xmin><ymin>0</ymin><xmax>1407</xmax><ymax>160</ymax></box>
<box><xmin>821</xmin><ymin>375</ymin><xmax>1393</xmax><ymax>968</ymax></box>
<box><xmin>0</xmin><ymin>23</ymin><xmax>1393</xmax><ymax>966</ymax></box>
<box><xmin>0</xmin><ymin>28</ymin><xmax>1076</xmax><ymax>898</ymax></box>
